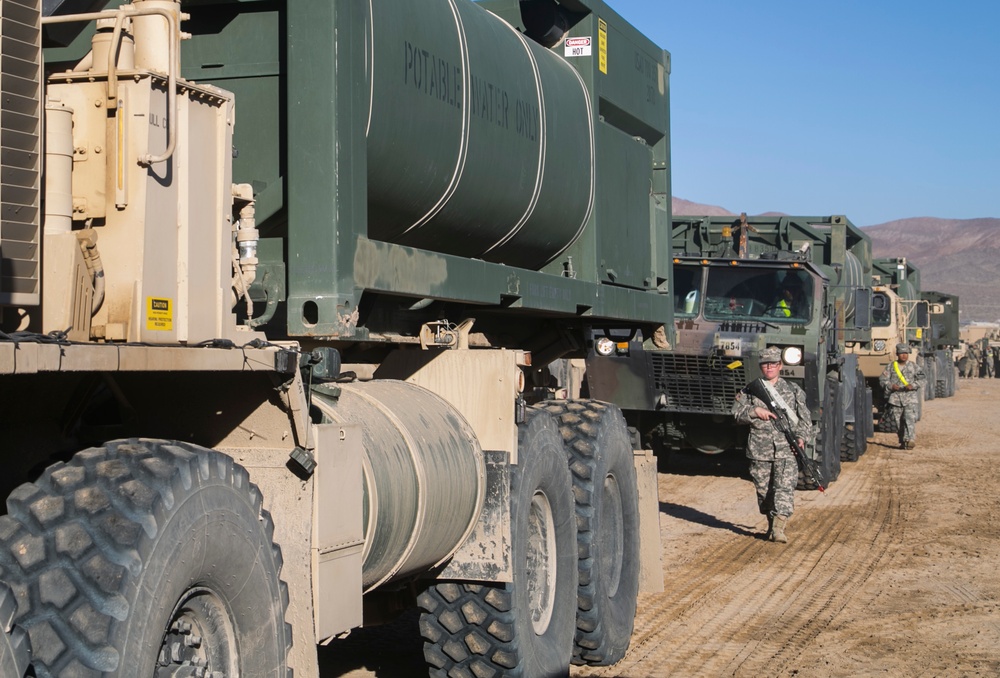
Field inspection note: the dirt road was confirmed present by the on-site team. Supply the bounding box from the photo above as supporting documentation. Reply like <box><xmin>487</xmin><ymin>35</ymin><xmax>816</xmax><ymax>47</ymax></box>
<box><xmin>320</xmin><ymin>378</ymin><xmax>1000</xmax><ymax>677</ymax></box>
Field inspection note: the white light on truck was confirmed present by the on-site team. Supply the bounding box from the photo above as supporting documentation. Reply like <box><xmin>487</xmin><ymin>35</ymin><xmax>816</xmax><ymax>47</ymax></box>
<box><xmin>595</xmin><ymin>336</ymin><xmax>616</xmax><ymax>356</ymax></box>
<box><xmin>782</xmin><ymin>346</ymin><xmax>803</xmax><ymax>365</ymax></box>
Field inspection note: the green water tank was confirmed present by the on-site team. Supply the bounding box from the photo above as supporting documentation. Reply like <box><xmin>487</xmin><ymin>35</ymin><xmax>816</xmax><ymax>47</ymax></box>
<box><xmin>365</xmin><ymin>0</ymin><xmax>594</xmax><ymax>270</ymax></box>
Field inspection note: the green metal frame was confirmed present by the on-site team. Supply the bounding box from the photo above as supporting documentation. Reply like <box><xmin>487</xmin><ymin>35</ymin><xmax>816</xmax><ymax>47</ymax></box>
<box><xmin>281</xmin><ymin>0</ymin><xmax>672</xmax><ymax>339</ymax></box>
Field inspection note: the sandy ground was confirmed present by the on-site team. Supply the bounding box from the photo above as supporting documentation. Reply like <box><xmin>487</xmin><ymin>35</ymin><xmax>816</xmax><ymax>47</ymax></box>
<box><xmin>318</xmin><ymin>376</ymin><xmax>1000</xmax><ymax>677</ymax></box>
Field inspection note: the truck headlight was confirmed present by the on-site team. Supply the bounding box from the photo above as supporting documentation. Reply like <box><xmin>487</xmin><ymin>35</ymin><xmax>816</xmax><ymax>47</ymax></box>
<box><xmin>595</xmin><ymin>336</ymin><xmax>616</xmax><ymax>356</ymax></box>
<box><xmin>782</xmin><ymin>346</ymin><xmax>803</xmax><ymax>365</ymax></box>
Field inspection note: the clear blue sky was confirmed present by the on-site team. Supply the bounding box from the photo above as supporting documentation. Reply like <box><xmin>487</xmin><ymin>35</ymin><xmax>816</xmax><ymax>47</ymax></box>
<box><xmin>606</xmin><ymin>0</ymin><xmax>1000</xmax><ymax>226</ymax></box>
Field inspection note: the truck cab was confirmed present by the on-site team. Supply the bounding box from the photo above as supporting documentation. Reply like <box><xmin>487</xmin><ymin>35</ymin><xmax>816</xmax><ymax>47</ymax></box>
<box><xmin>585</xmin><ymin>214</ymin><xmax>874</xmax><ymax>485</ymax></box>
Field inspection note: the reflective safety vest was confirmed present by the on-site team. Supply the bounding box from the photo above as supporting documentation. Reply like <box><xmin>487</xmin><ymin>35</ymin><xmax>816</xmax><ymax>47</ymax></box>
<box><xmin>892</xmin><ymin>361</ymin><xmax>909</xmax><ymax>387</ymax></box>
<box><xmin>778</xmin><ymin>299</ymin><xmax>792</xmax><ymax>317</ymax></box>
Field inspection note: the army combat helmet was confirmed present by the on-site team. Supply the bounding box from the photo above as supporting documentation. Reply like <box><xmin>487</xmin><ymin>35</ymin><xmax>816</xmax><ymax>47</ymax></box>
<box><xmin>758</xmin><ymin>346</ymin><xmax>782</xmax><ymax>363</ymax></box>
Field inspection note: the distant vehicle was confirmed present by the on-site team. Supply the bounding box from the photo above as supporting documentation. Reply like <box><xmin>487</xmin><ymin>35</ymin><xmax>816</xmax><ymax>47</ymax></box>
<box><xmin>852</xmin><ymin>258</ymin><xmax>932</xmax><ymax>423</ymax></box>
<box><xmin>582</xmin><ymin>214</ymin><xmax>875</xmax><ymax>485</ymax></box>
<box><xmin>921</xmin><ymin>290</ymin><xmax>960</xmax><ymax>396</ymax></box>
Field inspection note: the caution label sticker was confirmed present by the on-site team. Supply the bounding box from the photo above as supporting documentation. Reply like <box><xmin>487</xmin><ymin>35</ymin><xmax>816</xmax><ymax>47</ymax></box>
<box><xmin>146</xmin><ymin>297</ymin><xmax>173</xmax><ymax>331</ymax></box>
<box><xmin>564</xmin><ymin>37</ymin><xmax>592</xmax><ymax>58</ymax></box>
<box><xmin>598</xmin><ymin>18</ymin><xmax>608</xmax><ymax>74</ymax></box>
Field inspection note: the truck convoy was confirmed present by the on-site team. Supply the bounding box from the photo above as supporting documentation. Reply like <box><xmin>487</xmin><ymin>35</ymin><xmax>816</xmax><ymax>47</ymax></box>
<box><xmin>582</xmin><ymin>214</ymin><xmax>875</xmax><ymax>486</ymax></box>
<box><xmin>0</xmin><ymin>0</ymin><xmax>674</xmax><ymax>675</ymax></box>
<box><xmin>855</xmin><ymin>257</ymin><xmax>932</xmax><ymax>426</ymax></box>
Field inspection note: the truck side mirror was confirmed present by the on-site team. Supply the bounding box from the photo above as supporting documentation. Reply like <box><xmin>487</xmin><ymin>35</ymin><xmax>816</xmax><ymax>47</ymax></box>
<box><xmin>853</xmin><ymin>288</ymin><xmax>872</xmax><ymax>330</ymax></box>
<box><xmin>915</xmin><ymin>300</ymin><xmax>930</xmax><ymax>329</ymax></box>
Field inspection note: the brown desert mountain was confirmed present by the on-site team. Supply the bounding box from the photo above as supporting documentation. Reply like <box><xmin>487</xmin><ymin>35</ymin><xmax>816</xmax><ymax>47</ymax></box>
<box><xmin>865</xmin><ymin>217</ymin><xmax>1000</xmax><ymax>322</ymax></box>
<box><xmin>671</xmin><ymin>198</ymin><xmax>1000</xmax><ymax>322</ymax></box>
<box><xmin>671</xmin><ymin>197</ymin><xmax>735</xmax><ymax>217</ymax></box>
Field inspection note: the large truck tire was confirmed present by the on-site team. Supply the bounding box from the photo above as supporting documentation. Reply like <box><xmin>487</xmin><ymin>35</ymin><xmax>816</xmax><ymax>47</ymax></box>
<box><xmin>856</xmin><ymin>369</ymin><xmax>870</xmax><ymax>453</ymax></box>
<box><xmin>800</xmin><ymin>376</ymin><xmax>842</xmax><ymax>490</ymax></box>
<box><xmin>420</xmin><ymin>410</ymin><xmax>576</xmax><ymax>677</ymax></box>
<box><xmin>822</xmin><ymin>377</ymin><xmax>843</xmax><ymax>484</ymax></box>
<box><xmin>924</xmin><ymin>356</ymin><xmax>937</xmax><ymax>401</ymax></box>
<box><xmin>840</xmin><ymin>424</ymin><xmax>861</xmax><ymax>462</ymax></box>
<box><xmin>0</xmin><ymin>439</ymin><xmax>291</xmax><ymax>677</ymax></box>
<box><xmin>935</xmin><ymin>380</ymin><xmax>947</xmax><ymax>399</ymax></box>
<box><xmin>863</xmin><ymin>386</ymin><xmax>875</xmax><ymax>440</ymax></box>
<box><xmin>938</xmin><ymin>355</ymin><xmax>953</xmax><ymax>397</ymax></box>
<box><xmin>538</xmin><ymin>400</ymin><xmax>640</xmax><ymax>666</ymax></box>
<box><xmin>846</xmin><ymin>368</ymin><xmax>870</xmax><ymax>459</ymax></box>
<box><xmin>933</xmin><ymin>351</ymin><xmax>946</xmax><ymax>398</ymax></box>
<box><xmin>0</xmin><ymin>583</ymin><xmax>30</xmax><ymax>678</ymax></box>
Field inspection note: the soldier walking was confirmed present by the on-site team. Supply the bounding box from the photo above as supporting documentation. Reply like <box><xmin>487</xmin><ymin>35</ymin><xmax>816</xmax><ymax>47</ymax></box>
<box><xmin>879</xmin><ymin>343</ymin><xmax>926</xmax><ymax>449</ymax></box>
<box><xmin>732</xmin><ymin>347</ymin><xmax>814</xmax><ymax>544</ymax></box>
<box><xmin>963</xmin><ymin>342</ymin><xmax>980</xmax><ymax>379</ymax></box>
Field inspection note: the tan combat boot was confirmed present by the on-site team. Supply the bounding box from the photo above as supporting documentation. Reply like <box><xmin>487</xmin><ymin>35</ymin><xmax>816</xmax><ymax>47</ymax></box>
<box><xmin>770</xmin><ymin>515</ymin><xmax>789</xmax><ymax>543</ymax></box>
<box><xmin>905</xmin><ymin>441</ymin><xmax>916</xmax><ymax>450</ymax></box>
<box><xmin>764</xmin><ymin>514</ymin><xmax>774</xmax><ymax>540</ymax></box>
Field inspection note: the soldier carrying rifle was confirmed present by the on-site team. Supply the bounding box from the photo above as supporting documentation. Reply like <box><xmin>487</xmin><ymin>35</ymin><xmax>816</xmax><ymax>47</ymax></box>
<box><xmin>732</xmin><ymin>347</ymin><xmax>815</xmax><ymax>544</ymax></box>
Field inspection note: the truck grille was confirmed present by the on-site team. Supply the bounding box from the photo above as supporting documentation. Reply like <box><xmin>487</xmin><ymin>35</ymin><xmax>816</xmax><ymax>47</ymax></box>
<box><xmin>0</xmin><ymin>0</ymin><xmax>41</xmax><ymax>306</ymax></box>
<box><xmin>651</xmin><ymin>353</ymin><xmax>748</xmax><ymax>415</ymax></box>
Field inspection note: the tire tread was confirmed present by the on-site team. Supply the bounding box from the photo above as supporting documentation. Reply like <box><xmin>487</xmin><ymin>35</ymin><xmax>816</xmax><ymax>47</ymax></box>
<box><xmin>537</xmin><ymin>400</ymin><xmax>639</xmax><ymax>666</ymax></box>
<box><xmin>0</xmin><ymin>439</ymin><xmax>291</xmax><ymax>677</ymax></box>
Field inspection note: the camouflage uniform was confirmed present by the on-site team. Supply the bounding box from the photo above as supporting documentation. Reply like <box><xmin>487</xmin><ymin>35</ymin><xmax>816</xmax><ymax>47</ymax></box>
<box><xmin>879</xmin><ymin>346</ymin><xmax>926</xmax><ymax>447</ymax></box>
<box><xmin>963</xmin><ymin>344</ymin><xmax>980</xmax><ymax>378</ymax></box>
<box><xmin>732</xmin><ymin>369</ymin><xmax>813</xmax><ymax>518</ymax></box>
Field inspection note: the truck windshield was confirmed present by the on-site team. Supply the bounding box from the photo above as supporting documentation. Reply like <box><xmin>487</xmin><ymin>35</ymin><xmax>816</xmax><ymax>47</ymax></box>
<box><xmin>872</xmin><ymin>291</ymin><xmax>892</xmax><ymax>327</ymax></box>
<box><xmin>703</xmin><ymin>267</ymin><xmax>813</xmax><ymax>322</ymax></box>
<box><xmin>673</xmin><ymin>265</ymin><xmax>703</xmax><ymax>317</ymax></box>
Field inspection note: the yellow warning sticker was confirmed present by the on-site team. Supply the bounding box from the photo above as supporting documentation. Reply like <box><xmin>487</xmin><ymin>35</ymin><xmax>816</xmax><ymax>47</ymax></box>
<box><xmin>598</xmin><ymin>18</ymin><xmax>608</xmax><ymax>74</ymax></box>
<box><xmin>146</xmin><ymin>297</ymin><xmax>173</xmax><ymax>331</ymax></box>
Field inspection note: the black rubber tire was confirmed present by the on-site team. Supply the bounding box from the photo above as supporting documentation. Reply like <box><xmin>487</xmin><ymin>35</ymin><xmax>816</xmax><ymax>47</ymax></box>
<box><xmin>0</xmin><ymin>439</ymin><xmax>291</xmax><ymax>677</ymax></box>
<box><xmin>840</xmin><ymin>374</ymin><xmax>857</xmax><ymax>462</ymax></box>
<box><xmin>938</xmin><ymin>352</ymin><xmax>955</xmax><ymax>398</ymax></box>
<box><xmin>863</xmin><ymin>387</ymin><xmax>875</xmax><ymax>440</ymax></box>
<box><xmin>822</xmin><ymin>376</ymin><xmax>843</xmax><ymax>484</ymax></box>
<box><xmin>852</xmin><ymin>368</ymin><xmax>869</xmax><ymax>457</ymax></box>
<box><xmin>840</xmin><ymin>424</ymin><xmax>860</xmax><ymax>462</ymax></box>
<box><xmin>419</xmin><ymin>410</ymin><xmax>576</xmax><ymax>678</ymax></box>
<box><xmin>0</xmin><ymin>583</ymin><xmax>31</xmax><ymax>678</ymax></box>
<box><xmin>799</xmin><ymin>376</ymin><xmax>841</xmax><ymax>490</ymax></box>
<box><xmin>537</xmin><ymin>400</ymin><xmax>640</xmax><ymax>666</ymax></box>
<box><xmin>924</xmin><ymin>356</ymin><xmax>937</xmax><ymax>401</ymax></box>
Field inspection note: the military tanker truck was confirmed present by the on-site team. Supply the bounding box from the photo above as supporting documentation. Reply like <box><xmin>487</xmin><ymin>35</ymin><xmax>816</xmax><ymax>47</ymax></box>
<box><xmin>582</xmin><ymin>214</ymin><xmax>874</xmax><ymax>487</ymax></box>
<box><xmin>0</xmin><ymin>0</ymin><xmax>675</xmax><ymax>675</ymax></box>
<box><xmin>854</xmin><ymin>257</ymin><xmax>930</xmax><ymax>425</ymax></box>
<box><xmin>920</xmin><ymin>290</ymin><xmax>960</xmax><ymax>397</ymax></box>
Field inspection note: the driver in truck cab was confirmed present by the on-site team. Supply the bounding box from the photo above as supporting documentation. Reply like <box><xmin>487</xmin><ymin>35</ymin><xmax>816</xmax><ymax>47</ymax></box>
<box><xmin>773</xmin><ymin>281</ymin><xmax>807</xmax><ymax>320</ymax></box>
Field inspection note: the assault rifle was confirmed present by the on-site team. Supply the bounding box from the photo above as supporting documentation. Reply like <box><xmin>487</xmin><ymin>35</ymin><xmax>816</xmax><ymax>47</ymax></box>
<box><xmin>746</xmin><ymin>378</ymin><xmax>825</xmax><ymax>492</ymax></box>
